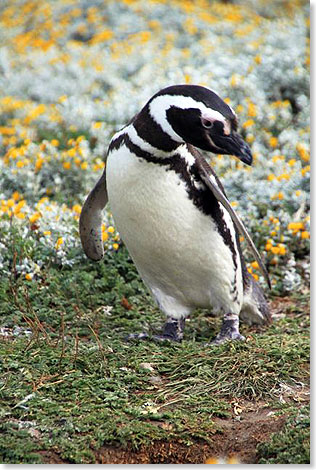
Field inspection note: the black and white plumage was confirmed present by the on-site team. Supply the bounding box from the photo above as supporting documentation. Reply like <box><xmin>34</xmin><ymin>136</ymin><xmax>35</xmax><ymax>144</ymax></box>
<box><xmin>80</xmin><ymin>85</ymin><xmax>271</xmax><ymax>344</ymax></box>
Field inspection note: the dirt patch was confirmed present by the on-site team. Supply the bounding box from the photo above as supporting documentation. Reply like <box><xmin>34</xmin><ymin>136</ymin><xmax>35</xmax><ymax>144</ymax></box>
<box><xmin>86</xmin><ymin>404</ymin><xmax>287</xmax><ymax>464</ymax></box>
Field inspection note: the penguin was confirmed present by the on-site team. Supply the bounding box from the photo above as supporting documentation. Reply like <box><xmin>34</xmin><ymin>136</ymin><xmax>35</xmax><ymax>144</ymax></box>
<box><xmin>79</xmin><ymin>84</ymin><xmax>271</xmax><ymax>344</ymax></box>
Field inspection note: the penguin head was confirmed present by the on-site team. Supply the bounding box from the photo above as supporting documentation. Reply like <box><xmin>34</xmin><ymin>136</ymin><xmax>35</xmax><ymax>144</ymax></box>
<box><xmin>147</xmin><ymin>84</ymin><xmax>253</xmax><ymax>165</ymax></box>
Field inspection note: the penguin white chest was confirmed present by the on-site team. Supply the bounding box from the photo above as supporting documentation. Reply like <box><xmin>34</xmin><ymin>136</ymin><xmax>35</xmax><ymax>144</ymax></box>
<box><xmin>106</xmin><ymin>145</ymin><xmax>242</xmax><ymax>317</ymax></box>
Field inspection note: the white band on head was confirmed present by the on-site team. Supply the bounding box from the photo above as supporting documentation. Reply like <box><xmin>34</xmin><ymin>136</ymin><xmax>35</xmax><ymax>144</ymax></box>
<box><xmin>149</xmin><ymin>94</ymin><xmax>228</xmax><ymax>140</ymax></box>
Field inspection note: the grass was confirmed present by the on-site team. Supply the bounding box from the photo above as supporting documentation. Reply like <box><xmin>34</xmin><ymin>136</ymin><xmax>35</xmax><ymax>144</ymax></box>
<box><xmin>0</xmin><ymin>247</ymin><xmax>310</xmax><ymax>463</ymax></box>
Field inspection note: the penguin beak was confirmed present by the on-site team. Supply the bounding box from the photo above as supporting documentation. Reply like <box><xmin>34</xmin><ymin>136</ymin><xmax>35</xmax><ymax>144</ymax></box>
<box><xmin>230</xmin><ymin>132</ymin><xmax>253</xmax><ymax>166</ymax></box>
<box><xmin>211</xmin><ymin>132</ymin><xmax>253</xmax><ymax>166</ymax></box>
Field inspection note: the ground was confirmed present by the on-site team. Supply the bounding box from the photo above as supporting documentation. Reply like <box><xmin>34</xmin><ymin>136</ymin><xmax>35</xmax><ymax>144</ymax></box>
<box><xmin>0</xmin><ymin>248</ymin><xmax>310</xmax><ymax>464</ymax></box>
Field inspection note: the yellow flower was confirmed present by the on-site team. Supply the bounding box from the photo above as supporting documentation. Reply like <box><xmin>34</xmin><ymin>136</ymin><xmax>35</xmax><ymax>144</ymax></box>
<box><xmin>301</xmin><ymin>231</ymin><xmax>310</xmax><ymax>239</ymax></box>
<box><xmin>269</xmin><ymin>137</ymin><xmax>278</xmax><ymax>148</ymax></box>
<box><xmin>265</xmin><ymin>243</ymin><xmax>272</xmax><ymax>251</ymax></box>
<box><xmin>295</xmin><ymin>190</ymin><xmax>301</xmax><ymax>196</ymax></box>
<box><xmin>55</xmin><ymin>237</ymin><xmax>64</xmax><ymax>249</ymax></box>
<box><xmin>247</xmin><ymin>102</ymin><xmax>257</xmax><ymax>117</ymax></box>
<box><xmin>254</xmin><ymin>54</ymin><xmax>261</xmax><ymax>64</ymax></box>
<box><xmin>251</xmin><ymin>261</ymin><xmax>259</xmax><ymax>269</ymax></box>
<box><xmin>230</xmin><ymin>74</ymin><xmax>239</xmax><ymax>87</ymax></box>
<box><xmin>13</xmin><ymin>200</ymin><xmax>26</xmax><ymax>214</ymax></box>
<box><xmin>242</xmin><ymin>119</ymin><xmax>255</xmax><ymax>128</ymax></box>
<box><xmin>271</xmin><ymin>246</ymin><xmax>280</xmax><ymax>255</ymax></box>
<box><xmin>246</xmin><ymin>134</ymin><xmax>255</xmax><ymax>144</ymax></box>
<box><xmin>25</xmin><ymin>273</ymin><xmax>33</xmax><ymax>281</ymax></box>
<box><xmin>12</xmin><ymin>191</ymin><xmax>21</xmax><ymax>201</ymax></box>
<box><xmin>51</xmin><ymin>139</ymin><xmax>59</xmax><ymax>147</ymax></box>
<box><xmin>278</xmin><ymin>244</ymin><xmax>287</xmax><ymax>255</ymax></box>
<box><xmin>63</xmin><ymin>161</ymin><xmax>71</xmax><ymax>170</ymax></box>
<box><xmin>296</xmin><ymin>143</ymin><xmax>310</xmax><ymax>162</ymax></box>
<box><xmin>301</xmin><ymin>165</ymin><xmax>310</xmax><ymax>176</ymax></box>
<box><xmin>67</xmin><ymin>148</ymin><xmax>76</xmax><ymax>157</ymax></box>
<box><xmin>108</xmin><ymin>226</ymin><xmax>115</xmax><ymax>233</ymax></box>
<box><xmin>43</xmin><ymin>230</ymin><xmax>51</xmax><ymax>236</ymax></box>
<box><xmin>267</xmin><ymin>174</ymin><xmax>276</xmax><ymax>181</ymax></box>
<box><xmin>93</xmin><ymin>121</ymin><xmax>102</xmax><ymax>129</ymax></box>
<box><xmin>113</xmin><ymin>243</ymin><xmax>119</xmax><ymax>250</ymax></box>
<box><xmin>7</xmin><ymin>198</ymin><xmax>15</xmax><ymax>208</ymax></box>
<box><xmin>35</xmin><ymin>157</ymin><xmax>44</xmax><ymax>171</ymax></box>
<box><xmin>81</xmin><ymin>161</ymin><xmax>88</xmax><ymax>170</ymax></box>
<box><xmin>102</xmin><ymin>232</ymin><xmax>109</xmax><ymax>241</ymax></box>
<box><xmin>72</xmin><ymin>204</ymin><xmax>81</xmax><ymax>214</ymax></box>
<box><xmin>288</xmin><ymin>222</ymin><xmax>304</xmax><ymax>231</ymax></box>
<box><xmin>288</xmin><ymin>159</ymin><xmax>296</xmax><ymax>167</ymax></box>
<box><xmin>272</xmin><ymin>192</ymin><xmax>284</xmax><ymax>200</ymax></box>
<box><xmin>29</xmin><ymin>212</ymin><xmax>41</xmax><ymax>223</ymax></box>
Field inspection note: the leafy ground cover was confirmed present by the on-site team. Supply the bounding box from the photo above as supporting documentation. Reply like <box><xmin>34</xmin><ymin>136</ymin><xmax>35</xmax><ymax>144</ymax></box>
<box><xmin>0</xmin><ymin>0</ymin><xmax>310</xmax><ymax>464</ymax></box>
<box><xmin>0</xmin><ymin>248</ymin><xmax>310</xmax><ymax>463</ymax></box>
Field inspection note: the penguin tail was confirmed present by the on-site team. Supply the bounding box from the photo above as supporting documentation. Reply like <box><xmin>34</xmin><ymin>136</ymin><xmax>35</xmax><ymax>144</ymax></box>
<box><xmin>240</xmin><ymin>275</ymin><xmax>272</xmax><ymax>325</ymax></box>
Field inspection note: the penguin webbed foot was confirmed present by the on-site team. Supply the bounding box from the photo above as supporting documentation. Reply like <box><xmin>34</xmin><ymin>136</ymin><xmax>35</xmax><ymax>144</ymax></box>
<box><xmin>207</xmin><ymin>315</ymin><xmax>245</xmax><ymax>346</ymax></box>
<box><xmin>125</xmin><ymin>317</ymin><xmax>185</xmax><ymax>343</ymax></box>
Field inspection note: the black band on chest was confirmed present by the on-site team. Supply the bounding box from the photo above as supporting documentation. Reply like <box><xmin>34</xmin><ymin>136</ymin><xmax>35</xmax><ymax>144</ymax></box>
<box><xmin>109</xmin><ymin>133</ymin><xmax>238</xmax><ymax>269</ymax></box>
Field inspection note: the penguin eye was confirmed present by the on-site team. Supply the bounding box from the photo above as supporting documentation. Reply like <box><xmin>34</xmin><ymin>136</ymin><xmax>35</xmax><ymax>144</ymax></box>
<box><xmin>201</xmin><ymin>118</ymin><xmax>214</xmax><ymax>129</ymax></box>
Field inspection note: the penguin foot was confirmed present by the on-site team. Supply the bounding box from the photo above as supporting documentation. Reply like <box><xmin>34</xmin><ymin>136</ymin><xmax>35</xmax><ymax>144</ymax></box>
<box><xmin>125</xmin><ymin>332</ymin><xmax>181</xmax><ymax>343</ymax></box>
<box><xmin>125</xmin><ymin>317</ymin><xmax>185</xmax><ymax>343</ymax></box>
<box><xmin>207</xmin><ymin>316</ymin><xmax>245</xmax><ymax>346</ymax></box>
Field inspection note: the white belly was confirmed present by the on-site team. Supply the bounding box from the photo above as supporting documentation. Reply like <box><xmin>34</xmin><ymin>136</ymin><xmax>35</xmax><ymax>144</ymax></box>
<box><xmin>106</xmin><ymin>145</ymin><xmax>243</xmax><ymax>318</ymax></box>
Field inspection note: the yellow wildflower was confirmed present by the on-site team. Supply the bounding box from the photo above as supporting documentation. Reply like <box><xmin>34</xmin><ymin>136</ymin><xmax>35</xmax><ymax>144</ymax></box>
<box><xmin>29</xmin><ymin>212</ymin><xmax>41</xmax><ymax>223</ymax></box>
<box><xmin>12</xmin><ymin>191</ymin><xmax>21</xmax><ymax>201</ymax></box>
<box><xmin>63</xmin><ymin>161</ymin><xmax>71</xmax><ymax>170</ymax></box>
<box><xmin>72</xmin><ymin>204</ymin><xmax>81</xmax><ymax>214</ymax></box>
<box><xmin>7</xmin><ymin>198</ymin><xmax>15</xmax><ymax>208</ymax></box>
<box><xmin>271</xmin><ymin>246</ymin><xmax>280</xmax><ymax>255</ymax></box>
<box><xmin>25</xmin><ymin>273</ymin><xmax>33</xmax><ymax>281</ymax></box>
<box><xmin>43</xmin><ymin>230</ymin><xmax>51</xmax><ymax>236</ymax></box>
<box><xmin>102</xmin><ymin>232</ymin><xmax>109</xmax><ymax>241</ymax></box>
<box><xmin>242</xmin><ymin>119</ymin><xmax>254</xmax><ymax>128</ymax></box>
<box><xmin>55</xmin><ymin>237</ymin><xmax>64</xmax><ymax>249</ymax></box>
<box><xmin>269</xmin><ymin>137</ymin><xmax>278</xmax><ymax>148</ymax></box>
<box><xmin>247</xmin><ymin>102</ymin><xmax>257</xmax><ymax>117</ymax></box>
<box><xmin>254</xmin><ymin>54</ymin><xmax>261</xmax><ymax>64</ymax></box>
<box><xmin>288</xmin><ymin>222</ymin><xmax>304</xmax><ymax>231</ymax></box>
<box><xmin>296</xmin><ymin>143</ymin><xmax>310</xmax><ymax>162</ymax></box>
<box><xmin>278</xmin><ymin>244</ymin><xmax>287</xmax><ymax>255</ymax></box>
<box><xmin>67</xmin><ymin>148</ymin><xmax>76</xmax><ymax>157</ymax></box>
<box><xmin>113</xmin><ymin>243</ymin><xmax>119</xmax><ymax>250</ymax></box>
<box><xmin>301</xmin><ymin>231</ymin><xmax>310</xmax><ymax>239</ymax></box>
<box><xmin>81</xmin><ymin>161</ymin><xmax>88</xmax><ymax>170</ymax></box>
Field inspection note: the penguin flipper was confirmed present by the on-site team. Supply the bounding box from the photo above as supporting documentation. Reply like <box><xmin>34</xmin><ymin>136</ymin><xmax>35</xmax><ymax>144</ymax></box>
<box><xmin>194</xmin><ymin>153</ymin><xmax>271</xmax><ymax>290</ymax></box>
<box><xmin>79</xmin><ymin>168</ymin><xmax>108</xmax><ymax>261</ymax></box>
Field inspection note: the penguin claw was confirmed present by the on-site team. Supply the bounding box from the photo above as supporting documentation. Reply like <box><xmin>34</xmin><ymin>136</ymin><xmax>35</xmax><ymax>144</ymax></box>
<box><xmin>124</xmin><ymin>332</ymin><xmax>181</xmax><ymax>343</ymax></box>
<box><xmin>124</xmin><ymin>332</ymin><xmax>150</xmax><ymax>342</ymax></box>
<box><xmin>206</xmin><ymin>332</ymin><xmax>245</xmax><ymax>346</ymax></box>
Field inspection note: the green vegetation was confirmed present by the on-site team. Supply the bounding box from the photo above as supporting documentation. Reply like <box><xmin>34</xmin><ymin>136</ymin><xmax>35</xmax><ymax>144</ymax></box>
<box><xmin>0</xmin><ymin>247</ymin><xmax>310</xmax><ymax>463</ymax></box>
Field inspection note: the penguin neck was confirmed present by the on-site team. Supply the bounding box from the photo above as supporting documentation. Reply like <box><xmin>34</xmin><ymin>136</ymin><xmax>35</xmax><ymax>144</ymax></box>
<box><xmin>131</xmin><ymin>105</ymin><xmax>183</xmax><ymax>157</ymax></box>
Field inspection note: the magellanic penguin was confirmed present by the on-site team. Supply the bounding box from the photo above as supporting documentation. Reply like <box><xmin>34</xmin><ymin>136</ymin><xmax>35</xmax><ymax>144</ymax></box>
<box><xmin>80</xmin><ymin>85</ymin><xmax>271</xmax><ymax>344</ymax></box>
